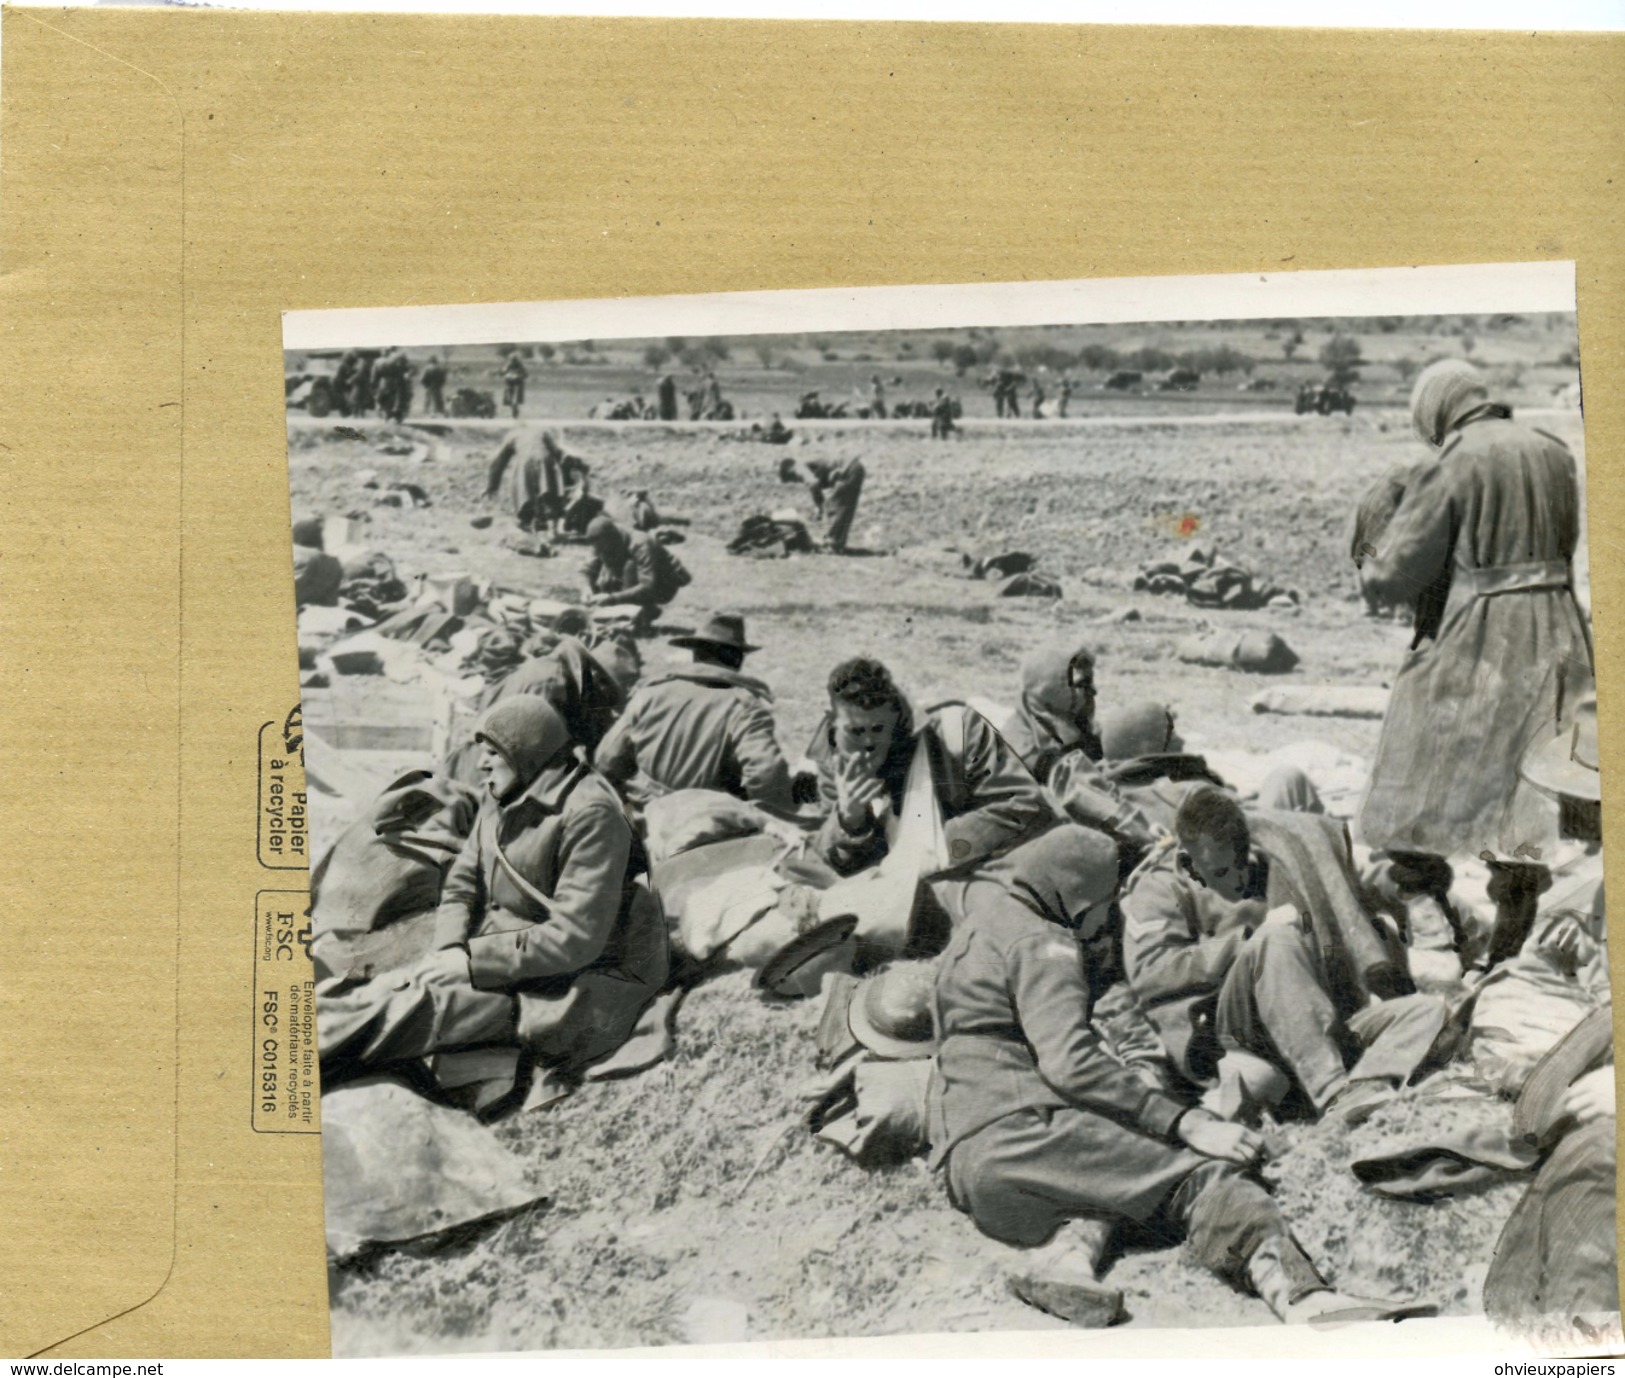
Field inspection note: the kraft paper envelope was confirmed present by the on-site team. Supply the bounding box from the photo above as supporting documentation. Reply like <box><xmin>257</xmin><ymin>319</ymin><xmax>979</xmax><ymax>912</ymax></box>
<box><xmin>1</xmin><ymin>10</ymin><xmax>1622</xmax><ymax>1359</ymax></box>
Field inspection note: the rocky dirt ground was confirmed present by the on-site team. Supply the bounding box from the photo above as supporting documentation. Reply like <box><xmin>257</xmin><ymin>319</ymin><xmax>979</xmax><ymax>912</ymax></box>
<box><xmin>289</xmin><ymin>403</ymin><xmax>1589</xmax><ymax>1356</ymax></box>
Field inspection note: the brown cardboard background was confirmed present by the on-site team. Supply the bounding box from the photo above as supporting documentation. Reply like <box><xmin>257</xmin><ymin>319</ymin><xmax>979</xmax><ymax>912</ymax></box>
<box><xmin>0</xmin><ymin>12</ymin><xmax>1619</xmax><ymax>1358</ymax></box>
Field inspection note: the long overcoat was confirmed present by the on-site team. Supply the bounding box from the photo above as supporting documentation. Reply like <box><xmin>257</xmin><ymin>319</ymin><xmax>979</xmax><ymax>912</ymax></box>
<box><xmin>1359</xmin><ymin>414</ymin><xmax>1592</xmax><ymax>855</ymax></box>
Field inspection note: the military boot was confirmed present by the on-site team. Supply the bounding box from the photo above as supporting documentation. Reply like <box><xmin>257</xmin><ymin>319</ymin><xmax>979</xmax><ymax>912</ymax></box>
<box><xmin>1247</xmin><ymin>1236</ymin><xmax>1437</xmax><ymax>1326</ymax></box>
<box><xmin>1006</xmin><ymin>1217</ymin><xmax>1126</xmax><ymax>1328</ymax></box>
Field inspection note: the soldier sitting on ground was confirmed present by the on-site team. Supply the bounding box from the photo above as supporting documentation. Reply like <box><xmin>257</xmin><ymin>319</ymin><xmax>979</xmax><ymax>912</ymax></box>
<box><xmin>932</xmin><ymin>823</ymin><xmax>1435</xmax><ymax>1328</ymax></box>
<box><xmin>1122</xmin><ymin>787</ymin><xmax>1452</xmax><ymax>1127</ymax></box>
<box><xmin>579</xmin><ymin>515</ymin><xmax>691</xmax><ymax>635</ymax></box>
<box><xmin>597</xmin><ymin>613</ymin><xmax>794</xmax><ymax>810</ymax></box>
<box><xmin>317</xmin><ymin>699</ymin><xmax>667</xmax><ymax>1105</ymax></box>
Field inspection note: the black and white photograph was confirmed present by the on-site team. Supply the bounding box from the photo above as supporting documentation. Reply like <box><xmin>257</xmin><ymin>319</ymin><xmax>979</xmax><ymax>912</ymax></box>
<box><xmin>282</xmin><ymin>265</ymin><xmax>1615</xmax><ymax>1358</ymax></box>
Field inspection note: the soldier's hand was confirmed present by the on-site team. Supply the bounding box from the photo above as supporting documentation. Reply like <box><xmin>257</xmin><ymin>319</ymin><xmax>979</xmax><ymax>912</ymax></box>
<box><xmin>1562</xmin><ymin>1066</ymin><xmax>1617</xmax><ymax>1125</ymax></box>
<box><xmin>1177</xmin><ymin>1107</ymin><xmax>1266</xmax><ymax>1168</ymax></box>
<box><xmin>835</xmin><ymin>753</ymin><xmax>886</xmax><ymax>833</ymax></box>
<box><xmin>1538</xmin><ymin>913</ymin><xmax>1592</xmax><ymax>974</ymax></box>
<box><xmin>416</xmin><ymin>945</ymin><xmax>472</xmax><ymax>985</ymax></box>
<box><xmin>1260</xmin><ymin>903</ymin><xmax>1301</xmax><ymax>931</ymax></box>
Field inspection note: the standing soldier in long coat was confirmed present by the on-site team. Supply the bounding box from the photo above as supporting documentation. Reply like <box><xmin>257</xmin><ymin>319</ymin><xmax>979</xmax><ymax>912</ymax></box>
<box><xmin>657</xmin><ymin>373</ymin><xmax>679</xmax><ymax>422</ymax></box>
<box><xmin>352</xmin><ymin>350</ymin><xmax>377</xmax><ymax>417</ymax></box>
<box><xmin>1359</xmin><ymin>360</ymin><xmax>1593</xmax><ymax>857</ymax></box>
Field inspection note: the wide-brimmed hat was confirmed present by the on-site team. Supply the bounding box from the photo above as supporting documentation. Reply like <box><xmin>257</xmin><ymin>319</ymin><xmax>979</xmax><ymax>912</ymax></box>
<box><xmin>671</xmin><ymin>613</ymin><xmax>760</xmax><ymax>656</ymax></box>
<box><xmin>847</xmin><ymin>962</ymin><xmax>939</xmax><ymax>1060</ymax></box>
<box><xmin>755</xmin><ymin>914</ymin><xmax>860</xmax><ymax>997</ymax></box>
<box><xmin>1521</xmin><ymin>693</ymin><xmax>1601</xmax><ymax>803</ymax></box>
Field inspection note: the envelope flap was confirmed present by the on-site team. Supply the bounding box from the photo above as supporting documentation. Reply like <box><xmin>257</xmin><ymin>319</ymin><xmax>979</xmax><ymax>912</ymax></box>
<box><xmin>0</xmin><ymin>13</ymin><xmax>183</xmax><ymax>1356</ymax></box>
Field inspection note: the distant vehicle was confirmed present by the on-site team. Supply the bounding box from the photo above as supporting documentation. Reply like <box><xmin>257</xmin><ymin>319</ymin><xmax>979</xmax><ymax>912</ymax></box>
<box><xmin>285</xmin><ymin>348</ymin><xmax>379</xmax><ymax>418</ymax></box>
<box><xmin>1158</xmin><ymin>368</ymin><xmax>1201</xmax><ymax>392</ymax></box>
<box><xmin>1102</xmin><ymin>370</ymin><xmax>1143</xmax><ymax>391</ymax></box>
<box><xmin>1238</xmin><ymin>377</ymin><xmax>1278</xmax><ymax>392</ymax></box>
<box><xmin>1295</xmin><ymin>381</ymin><xmax>1357</xmax><ymax>416</ymax></box>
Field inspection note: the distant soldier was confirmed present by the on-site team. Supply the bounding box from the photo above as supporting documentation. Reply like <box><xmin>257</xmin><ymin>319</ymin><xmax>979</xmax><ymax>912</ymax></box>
<box><xmin>870</xmin><ymin>374</ymin><xmax>888</xmax><ymax>419</ymax></box>
<box><xmin>930</xmin><ymin>387</ymin><xmax>957</xmax><ymax>441</ymax></box>
<box><xmin>375</xmin><ymin>348</ymin><xmax>414</xmax><ymax>423</ymax></box>
<box><xmin>702</xmin><ymin>371</ymin><xmax>724</xmax><ymax>419</ymax></box>
<box><xmin>1031</xmin><ymin>376</ymin><xmax>1047</xmax><ymax>420</ymax></box>
<box><xmin>657</xmin><ymin>373</ymin><xmax>679</xmax><ymax>422</ymax></box>
<box><xmin>333</xmin><ymin>350</ymin><xmax>361</xmax><ymax>417</ymax></box>
<box><xmin>421</xmin><ymin>355</ymin><xmax>448</xmax><ymax>417</ymax></box>
<box><xmin>781</xmin><ymin>454</ymin><xmax>866</xmax><ymax>554</ymax></box>
<box><xmin>994</xmin><ymin>366</ymin><xmax>1025</xmax><ymax>419</ymax></box>
<box><xmin>501</xmin><ymin>353</ymin><xmax>528</xmax><ymax>419</ymax></box>
<box><xmin>1058</xmin><ymin>374</ymin><xmax>1074</xmax><ymax>418</ymax></box>
<box><xmin>630</xmin><ymin>489</ymin><xmax>661</xmax><ymax>532</ymax></box>
<box><xmin>352</xmin><ymin>352</ymin><xmax>377</xmax><ymax>417</ymax></box>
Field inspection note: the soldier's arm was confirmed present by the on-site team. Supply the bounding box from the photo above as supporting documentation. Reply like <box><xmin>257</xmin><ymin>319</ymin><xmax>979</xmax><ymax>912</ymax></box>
<box><xmin>1011</xmin><ymin>930</ymin><xmax>1188</xmax><ymax>1138</ymax></box>
<box><xmin>432</xmin><ymin>824</ymin><xmax>487</xmax><ymax>949</ymax></box>
<box><xmin>593</xmin><ymin>702</ymin><xmax>640</xmax><ymax>788</ymax></box>
<box><xmin>1047</xmin><ymin>752</ymin><xmax>1147</xmax><ymax>840</ymax></box>
<box><xmin>609</xmin><ymin>543</ymin><xmax>663</xmax><ymax>607</ymax></box>
<box><xmin>813</xmin><ymin>764</ymin><xmax>886</xmax><ymax>874</ymax></box>
<box><xmin>1121</xmin><ymin>867</ymin><xmax>1248</xmax><ymax>1004</ymax></box>
<box><xmin>467</xmin><ymin>800</ymin><xmax>631</xmax><ymax>990</ymax></box>
<box><xmin>731</xmin><ymin>699</ymin><xmax>795</xmax><ymax>812</ymax></box>
<box><xmin>941</xmin><ymin>710</ymin><xmax>1051</xmax><ymax>869</ymax></box>
<box><xmin>1360</xmin><ymin>461</ymin><xmax>1456</xmax><ymax>607</ymax></box>
<box><xmin>485</xmin><ymin>437</ymin><xmax>517</xmax><ymax>498</ymax></box>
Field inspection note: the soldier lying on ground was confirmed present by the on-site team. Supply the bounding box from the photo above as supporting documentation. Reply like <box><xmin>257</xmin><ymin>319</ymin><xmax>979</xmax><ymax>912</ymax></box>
<box><xmin>1481</xmin><ymin>687</ymin><xmax>1616</xmax><ymax>1332</ymax></box>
